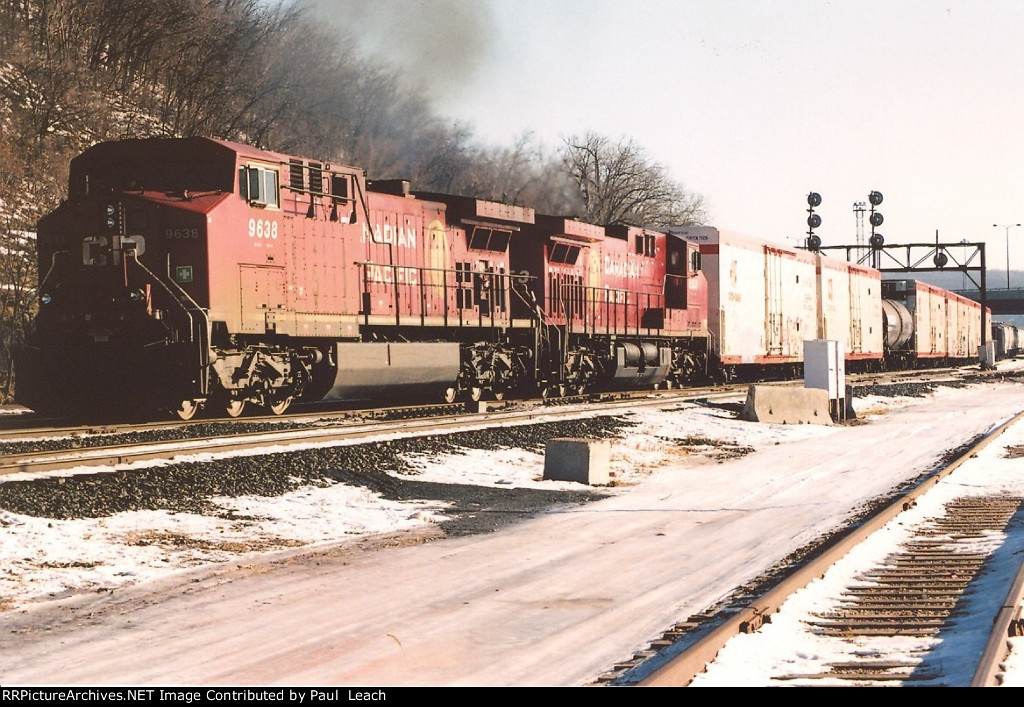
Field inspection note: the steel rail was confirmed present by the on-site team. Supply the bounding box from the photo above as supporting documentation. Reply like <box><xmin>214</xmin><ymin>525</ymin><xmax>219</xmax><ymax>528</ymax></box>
<box><xmin>971</xmin><ymin>550</ymin><xmax>1024</xmax><ymax>686</ymax></box>
<box><xmin>636</xmin><ymin>407</ymin><xmax>1024</xmax><ymax>687</ymax></box>
<box><xmin>0</xmin><ymin>391</ymin><xmax>738</xmax><ymax>477</ymax></box>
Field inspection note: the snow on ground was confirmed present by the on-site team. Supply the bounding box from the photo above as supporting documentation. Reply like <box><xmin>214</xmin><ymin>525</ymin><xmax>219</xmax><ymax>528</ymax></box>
<box><xmin>1</xmin><ymin>370</ymin><xmax>1022</xmax><ymax>686</ymax></box>
<box><xmin>691</xmin><ymin>408</ymin><xmax>1024</xmax><ymax>687</ymax></box>
<box><xmin>0</xmin><ymin>397</ymin><xmax>843</xmax><ymax>612</ymax></box>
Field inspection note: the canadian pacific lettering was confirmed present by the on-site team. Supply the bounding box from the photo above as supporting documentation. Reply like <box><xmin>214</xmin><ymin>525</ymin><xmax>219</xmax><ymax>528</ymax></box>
<box><xmin>363</xmin><ymin>222</ymin><xmax>417</xmax><ymax>248</ymax></box>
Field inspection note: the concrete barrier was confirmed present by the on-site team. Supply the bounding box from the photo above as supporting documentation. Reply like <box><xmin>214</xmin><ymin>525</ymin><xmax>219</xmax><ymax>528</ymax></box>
<box><xmin>543</xmin><ymin>438</ymin><xmax>611</xmax><ymax>485</ymax></box>
<box><xmin>740</xmin><ymin>385</ymin><xmax>833</xmax><ymax>425</ymax></box>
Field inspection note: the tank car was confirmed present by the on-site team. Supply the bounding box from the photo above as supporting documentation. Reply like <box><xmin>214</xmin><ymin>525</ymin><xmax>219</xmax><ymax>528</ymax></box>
<box><xmin>992</xmin><ymin>322</ymin><xmax>1021</xmax><ymax>359</ymax></box>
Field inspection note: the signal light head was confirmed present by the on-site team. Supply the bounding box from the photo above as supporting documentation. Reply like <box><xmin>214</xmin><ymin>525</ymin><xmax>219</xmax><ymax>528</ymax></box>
<box><xmin>869</xmin><ymin>191</ymin><xmax>883</xmax><ymax>206</ymax></box>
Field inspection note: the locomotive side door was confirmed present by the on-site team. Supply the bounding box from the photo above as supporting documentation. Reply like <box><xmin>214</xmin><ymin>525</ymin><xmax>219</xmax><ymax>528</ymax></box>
<box><xmin>665</xmin><ymin>237</ymin><xmax>689</xmax><ymax>310</ymax></box>
<box><xmin>849</xmin><ymin>273</ymin><xmax>863</xmax><ymax>353</ymax></box>
<box><xmin>764</xmin><ymin>248</ymin><xmax>784</xmax><ymax>355</ymax></box>
<box><xmin>239</xmin><ymin>265</ymin><xmax>286</xmax><ymax>334</ymax></box>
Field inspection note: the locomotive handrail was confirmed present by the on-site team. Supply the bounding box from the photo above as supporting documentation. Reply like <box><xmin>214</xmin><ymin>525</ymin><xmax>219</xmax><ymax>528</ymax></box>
<box><xmin>553</xmin><ymin>280</ymin><xmax>666</xmax><ymax>338</ymax></box>
<box><xmin>36</xmin><ymin>250</ymin><xmax>66</xmax><ymax>296</ymax></box>
<box><xmin>354</xmin><ymin>261</ymin><xmax>529</xmax><ymax>330</ymax></box>
<box><xmin>161</xmin><ymin>256</ymin><xmax>210</xmax><ymax>393</ymax></box>
<box><xmin>352</xmin><ymin>176</ymin><xmax>379</xmax><ymax>242</ymax></box>
<box><xmin>125</xmin><ymin>253</ymin><xmax>210</xmax><ymax>396</ymax></box>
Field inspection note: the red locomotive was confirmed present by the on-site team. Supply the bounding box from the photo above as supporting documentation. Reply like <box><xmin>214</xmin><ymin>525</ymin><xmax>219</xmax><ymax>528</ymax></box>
<box><xmin>17</xmin><ymin>137</ymin><xmax>709</xmax><ymax>419</ymax></box>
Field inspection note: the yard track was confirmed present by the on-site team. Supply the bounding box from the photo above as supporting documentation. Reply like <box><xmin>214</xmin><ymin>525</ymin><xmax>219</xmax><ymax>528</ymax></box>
<box><xmin>602</xmin><ymin>408</ymin><xmax>1024</xmax><ymax>687</ymax></box>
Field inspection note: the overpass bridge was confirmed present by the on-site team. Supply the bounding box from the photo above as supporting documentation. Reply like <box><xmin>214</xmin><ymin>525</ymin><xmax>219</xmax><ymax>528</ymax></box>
<box><xmin>953</xmin><ymin>287</ymin><xmax>1024</xmax><ymax>315</ymax></box>
<box><xmin>813</xmin><ymin>239</ymin><xmax>1024</xmax><ymax>315</ymax></box>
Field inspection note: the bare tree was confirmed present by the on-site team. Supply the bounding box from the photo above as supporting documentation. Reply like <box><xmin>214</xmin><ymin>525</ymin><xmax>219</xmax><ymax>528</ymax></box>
<box><xmin>450</xmin><ymin>132</ymin><xmax>578</xmax><ymax>215</ymax></box>
<box><xmin>0</xmin><ymin>137</ymin><xmax>44</xmax><ymax>402</ymax></box>
<box><xmin>560</xmin><ymin>131</ymin><xmax>707</xmax><ymax>227</ymax></box>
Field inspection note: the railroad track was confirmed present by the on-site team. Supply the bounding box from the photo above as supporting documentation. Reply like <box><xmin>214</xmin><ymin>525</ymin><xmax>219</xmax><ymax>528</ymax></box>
<box><xmin>0</xmin><ymin>362</ymin><xmax>1007</xmax><ymax>462</ymax></box>
<box><xmin>784</xmin><ymin>496</ymin><xmax>1023</xmax><ymax>685</ymax></box>
<box><xmin>0</xmin><ymin>387</ymin><xmax>738</xmax><ymax>477</ymax></box>
<box><xmin>596</xmin><ymin>409</ymin><xmax>1024</xmax><ymax>687</ymax></box>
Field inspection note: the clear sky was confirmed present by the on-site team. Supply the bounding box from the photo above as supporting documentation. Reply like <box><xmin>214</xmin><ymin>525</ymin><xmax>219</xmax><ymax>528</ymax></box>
<box><xmin>326</xmin><ymin>0</ymin><xmax>1024</xmax><ymax>264</ymax></box>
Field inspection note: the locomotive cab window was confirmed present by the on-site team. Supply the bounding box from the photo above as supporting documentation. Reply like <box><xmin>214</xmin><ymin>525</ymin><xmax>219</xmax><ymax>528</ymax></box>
<box><xmin>239</xmin><ymin>165</ymin><xmax>279</xmax><ymax>209</ymax></box>
<box><xmin>635</xmin><ymin>234</ymin><xmax>656</xmax><ymax>257</ymax></box>
<box><xmin>468</xmin><ymin>226</ymin><xmax>511</xmax><ymax>253</ymax></box>
<box><xmin>549</xmin><ymin>242</ymin><xmax>580</xmax><ymax>265</ymax></box>
<box><xmin>331</xmin><ymin>174</ymin><xmax>350</xmax><ymax>203</ymax></box>
<box><xmin>329</xmin><ymin>174</ymin><xmax>354</xmax><ymax>222</ymax></box>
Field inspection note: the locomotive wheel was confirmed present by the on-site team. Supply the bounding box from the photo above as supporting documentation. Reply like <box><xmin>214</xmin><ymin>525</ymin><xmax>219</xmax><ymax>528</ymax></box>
<box><xmin>268</xmin><ymin>397</ymin><xmax>292</xmax><ymax>415</ymax></box>
<box><xmin>174</xmin><ymin>400</ymin><xmax>199</xmax><ymax>421</ymax></box>
<box><xmin>225</xmin><ymin>399</ymin><xmax>246</xmax><ymax>418</ymax></box>
<box><xmin>443</xmin><ymin>387</ymin><xmax>458</xmax><ymax>404</ymax></box>
<box><xmin>469</xmin><ymin>386</ymin><xmax>484</xmax><ymax>402</ymax></box>
<box><xmin>493</xmin><ymin>389</ymin><xmax>505</xmax><ymax>401</ymax></box>
<box><xmin>558</xmin><ymin>384</ymin><xmax>568</xmax><ymax>397</ymax></box>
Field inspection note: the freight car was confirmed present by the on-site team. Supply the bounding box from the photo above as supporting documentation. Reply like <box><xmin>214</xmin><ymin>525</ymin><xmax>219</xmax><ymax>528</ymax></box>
<box><xmin>992</xmin><ymin>322</ymin><xmax>1022</xmax><ymax>359</ymax></box>
<box><xmin>669</xmin><ymin>227</ymin><xmax>885</xmax><ymax>379</ymax></box>
<box><xmin>880</xmin><ymin>279</ymin><xmax>988</xmax><ymax>368</ymax></box>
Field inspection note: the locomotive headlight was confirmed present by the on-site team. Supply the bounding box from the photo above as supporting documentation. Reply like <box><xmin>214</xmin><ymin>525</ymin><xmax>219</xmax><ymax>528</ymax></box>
<box><xmin>105</xmin><ymin>204</ymin><xmax>117</xmax><ymax>229</ymax></box>
<box><xmin>39</xmin><ymin>293</ymin><xmax>52</xmax><ymax>305</ymax></box>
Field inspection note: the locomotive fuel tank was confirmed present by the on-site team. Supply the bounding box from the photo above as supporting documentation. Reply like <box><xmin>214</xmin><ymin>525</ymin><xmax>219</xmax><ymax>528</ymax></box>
<box><xmin>324</xmin><ymin>342</ymin><xmax>461</xmax><ymax>401</ymax></box>
<box><xmin>611</xmin><ymin>342</ymin><xmax>672</xmax><ymax>387</ymax></box>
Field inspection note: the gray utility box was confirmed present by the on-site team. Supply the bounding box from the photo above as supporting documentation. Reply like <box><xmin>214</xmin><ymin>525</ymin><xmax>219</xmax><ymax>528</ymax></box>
<box><xmin>804</xmin><ymin>339</ymin><xmax>844</xmax><ymax>398</ymax></box>
<box><xmin>979</xmin><ymin>341</ymin><xmax>996</xmax><ymax>369</ymax></box>
<box><xmin>804</xmin><ymin>339</ymin><xmax>848</xmax><ymax>421</ymax></box>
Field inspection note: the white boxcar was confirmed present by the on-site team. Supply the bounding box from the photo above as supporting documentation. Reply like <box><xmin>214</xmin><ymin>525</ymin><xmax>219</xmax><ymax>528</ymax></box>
<box><xmin>916</xmin><ymin>280</ymin><xmax>946</xmax><ymax>359</ymax></box>
<box><xmin>946</xmin><ymin>291</ymin><xmax>984</xmax><ymax>360</ymax></box>
<box><xmin>672</xmin><ymin>227</ymin><xmax>817</xmax><ymax>370</ymax></box>
<box><xmin>815</xmin><ymin>254</ymin><xmax>884</xmax><ymax>369</ymax></box>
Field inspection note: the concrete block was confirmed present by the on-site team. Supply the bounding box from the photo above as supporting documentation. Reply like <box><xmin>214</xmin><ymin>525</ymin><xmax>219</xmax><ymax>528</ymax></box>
<box><xmin>740</xmin><ymin>385</ymin><xmax>833</xmax><ymax>426</ymax></box>
<box><xmin>543</xmin><ymin>438</ymin><xmax>611</xmax><ymax>485</ymax></box>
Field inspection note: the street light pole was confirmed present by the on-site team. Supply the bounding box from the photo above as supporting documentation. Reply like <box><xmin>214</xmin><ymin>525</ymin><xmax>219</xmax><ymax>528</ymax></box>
<box><xmin>993</xmin><ymin>223</ymin><xmax>1021</xmax><ymax>290</ymax></box>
